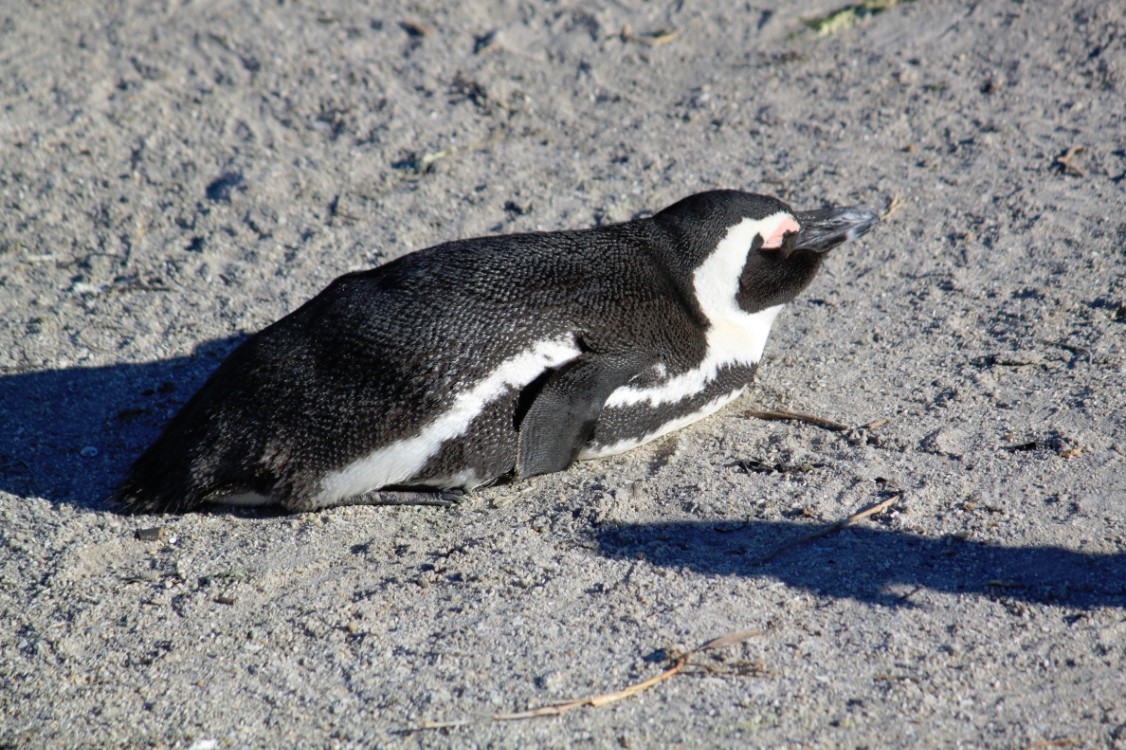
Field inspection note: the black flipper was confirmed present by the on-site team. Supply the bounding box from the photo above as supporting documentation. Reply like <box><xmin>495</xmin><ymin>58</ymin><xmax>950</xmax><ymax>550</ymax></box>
<box><xmin>517</xmin><ymin>352</ymin><xmax>648</xmax><ymax>479</ymax></box>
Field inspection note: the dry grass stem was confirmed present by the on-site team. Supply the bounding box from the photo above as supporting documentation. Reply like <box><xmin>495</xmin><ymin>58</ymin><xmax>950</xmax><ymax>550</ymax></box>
<box><xmin>621</xmin><ymin>25</ymin><xmax>680</xmax><ymax>45</ymax></box>
<box><xmin>417</xmin><ymin>630</ymin><xmax>767</xmax><ymax>730</ymax></box>
<box><xmin>883</xmin><ymin>194</ymin><xmax>904</xmax><ymax>219</ymax></box>
<box><xmin>1054</xmin><ymin>146</ymin><xmax>1086</xmax><ymax>177</ymax></box>
<box><xmin>754</xmin><ymin>496</ymin><xmax>899</xmax><ymax>565</ymax></box>
<box><xmin>744</xmin><ymin>408</ymin><xmax>850</xmax><ymax>432</ymax></box>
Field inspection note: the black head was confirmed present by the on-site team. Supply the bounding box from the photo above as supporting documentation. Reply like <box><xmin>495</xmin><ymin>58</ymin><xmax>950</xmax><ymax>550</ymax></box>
<box><xmin>651</xmin><ymin>190</ymin><xmax>878</xmax><ymax>315</ymax></box>
<box><xmin>737</xmin><ymin>203</ymin><xmax>878</xmax><ymax>313</ymax></box>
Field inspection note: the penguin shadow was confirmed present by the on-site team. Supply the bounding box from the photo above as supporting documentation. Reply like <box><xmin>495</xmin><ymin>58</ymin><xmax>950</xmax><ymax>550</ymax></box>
<box><xmin>595</xmin><ymin>520</ymin><xmax>1126</xmax><ymax>611</ymax></box>
<box><xmin>0</xmin><ymin>336</ymin><xmax>245</xmax><ymax>511</ymax></box>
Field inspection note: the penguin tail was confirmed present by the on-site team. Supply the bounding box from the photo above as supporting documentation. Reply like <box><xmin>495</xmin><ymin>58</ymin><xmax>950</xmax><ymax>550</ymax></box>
<box><xmin>113</xmin><ymin>405</ymin><xmax>237</xmax><ymax>514</ymax></box>
<box><xmin>114</xmin><ymin>407</ymin><xmax>280</xmax><ymax>514</ymax></box>
<box><xmin>113</xmin><ymin>479</ymin><xmax>185</xmax><ymax>515</ymax></box>
<box><xmin>113</xmin><ymin>449</ymin><xmax>211</xmax><ymax>514</ymax></box>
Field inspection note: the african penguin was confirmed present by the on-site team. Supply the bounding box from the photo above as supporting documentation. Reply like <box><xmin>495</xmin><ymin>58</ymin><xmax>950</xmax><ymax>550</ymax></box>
<box><xmin>118</xmin><ymin>190</ymin><xmax>878</xmax><ymax>514</ymax></box>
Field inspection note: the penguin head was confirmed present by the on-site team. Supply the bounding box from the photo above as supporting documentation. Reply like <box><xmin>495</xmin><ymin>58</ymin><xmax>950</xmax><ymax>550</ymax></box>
<box><xmin>736</xmin><ymin>203</ymin><xmax>879</xmax><ymax>313</ymax></box>
<box><xmin>653</xmin><ymin>190</ymin><xmax>878</xmax><ymax>315</ymax></box>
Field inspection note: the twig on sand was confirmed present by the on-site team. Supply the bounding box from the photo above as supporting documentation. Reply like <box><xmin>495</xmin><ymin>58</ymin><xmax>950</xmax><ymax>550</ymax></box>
<box><xmin>416</xmin><ymin>629</ymin><xmax>764</xmax><ymax>730</ymax></box>
<box><xmin>896</xmin><ymin>585</ymin><xmax>924</xmax><ymax>603</ymax></box>
<box><xmin>745</xmin><ymin>408</ymin><xmax>890</xmax><ymax>434</ymax></box>
<box><xmin>745</xmin><ymin>408</ymin><xmax>849</xmax><ymax>431</ymax></box>
<box><xmin>1023</xmin><ymin>739</ymin><xmax>1080</xmax><ymax>749</ymax></box>
<box><xmin>746</xmin><ymin>409</ymin><xmax>890</xmax><ymax>433</ymax></box>
<box><xmin>1054</xmin><ymin>146</ymin><xmax>1086</xmax><ymax>177</ymax></box>
<box><xmin>753</xmin><ymin>495</ymin><xmax>900</xmax><ymax>565</ymax></box>
<box><xmin>883</xmin><ymin>194</ymin><xmax>904</xmax><ymax>219</ymax></box>
<box><xmin>620</xmin><ymin>25</ymin><xmax>680</xmax><ymax>45</ymax></box>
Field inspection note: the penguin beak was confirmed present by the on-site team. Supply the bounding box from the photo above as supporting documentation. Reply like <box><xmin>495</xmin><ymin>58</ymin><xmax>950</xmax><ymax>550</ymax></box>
<box><xmin>792</xmin><ymin>206</ymin><xmax>879</xmax><ymax>254</ymax></box>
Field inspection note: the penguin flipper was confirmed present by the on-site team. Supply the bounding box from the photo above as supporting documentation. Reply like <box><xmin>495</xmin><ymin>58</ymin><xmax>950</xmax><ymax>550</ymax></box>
<box><xmin>517</xmin><ymin>352</ymin><xmax>647</xmax><ymax>479</ymax></box>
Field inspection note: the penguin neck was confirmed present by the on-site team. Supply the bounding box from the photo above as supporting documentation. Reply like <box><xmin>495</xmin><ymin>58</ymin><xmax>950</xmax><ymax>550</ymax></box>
<box><xmin>690</xmin><ymin>213</ymin><xmax>799</xmax><ymax>366</ymax></box>
<box><xmin>693</xmin><ymin>213</ymin><xmax>797</xmax><ymax>318</ymax></box>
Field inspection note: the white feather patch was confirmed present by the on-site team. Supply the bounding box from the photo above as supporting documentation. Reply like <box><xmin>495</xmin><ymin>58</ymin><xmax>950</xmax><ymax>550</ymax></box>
<box><xmin>605</xmin><ymin>212</ymin><xmax>793</xmax><ymax>409</ymax></box>
<box><xmin>310</xmin><ymin>335</ymin><xmax>581</xmax><ymax>507</ymax></box>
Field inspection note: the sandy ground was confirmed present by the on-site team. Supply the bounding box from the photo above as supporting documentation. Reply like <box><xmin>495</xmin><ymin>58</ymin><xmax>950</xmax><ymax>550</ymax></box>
<box><xmin>2</xmin><ymin>0</ymin><xmax>1124</xmax><ymax>747</ymax></box>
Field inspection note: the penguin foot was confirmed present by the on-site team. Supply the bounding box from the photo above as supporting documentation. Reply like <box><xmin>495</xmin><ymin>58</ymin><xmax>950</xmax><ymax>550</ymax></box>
<box><xmin>358</xmin><ymin>488</ymin><xmax>467</xmax><ymax>507</ymax></box>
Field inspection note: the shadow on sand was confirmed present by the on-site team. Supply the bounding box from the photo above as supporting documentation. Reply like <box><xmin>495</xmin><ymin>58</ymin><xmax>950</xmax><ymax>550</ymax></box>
<box><xmin>0</xmin><ymin>336</ymin><xmax>244</xmax><ymax>510</ymax></box>
<box><xmin>596</xmin><ymin>520</ymin><xmax>1126</xmax><ymax>610</ymax></box>
<box><xmin>5</xmin><ymin>342</ymin><xmax>1122</xmax><ymax>613</ymax></box>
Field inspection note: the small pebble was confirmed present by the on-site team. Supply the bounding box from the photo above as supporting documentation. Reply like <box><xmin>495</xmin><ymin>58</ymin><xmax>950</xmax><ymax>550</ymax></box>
<box><xmin>135</xmin><ymin>527</ymin><xmax>163</xmax><ymax>542</ymax></box>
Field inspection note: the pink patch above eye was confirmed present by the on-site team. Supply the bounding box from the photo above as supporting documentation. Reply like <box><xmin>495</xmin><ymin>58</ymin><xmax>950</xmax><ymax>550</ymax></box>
<box><xmin>761</xmin><ymin>217</ymin><xmax>800</xmax><ymax>249</ymax></box>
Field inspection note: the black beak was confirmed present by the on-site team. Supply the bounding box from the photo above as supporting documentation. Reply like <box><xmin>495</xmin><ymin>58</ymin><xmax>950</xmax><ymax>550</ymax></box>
<box><xmin>793</xmin><ymin>206</ymin><xmax>879</xmax><ymax>254</ymax></box>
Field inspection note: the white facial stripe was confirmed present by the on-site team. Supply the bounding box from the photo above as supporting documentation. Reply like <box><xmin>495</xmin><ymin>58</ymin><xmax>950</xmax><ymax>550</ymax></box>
<box><xmin>311</xmin><ymin>336</ymin><xmax>581</xmax><ymax>507</ymax></box>
<box><xmin>606</xmin><ymin>212</ymin><xmax>791</xmax><ymax>409</ymax></box>
<box><xmin>692</xmin><ymin>211</ymin><xmax>794</xmax><ymax>333</ymax></box>
<box><xmin>579</xmin><ymin>389</ymin><xmax>745</xmax><ymax>460</ymax></box>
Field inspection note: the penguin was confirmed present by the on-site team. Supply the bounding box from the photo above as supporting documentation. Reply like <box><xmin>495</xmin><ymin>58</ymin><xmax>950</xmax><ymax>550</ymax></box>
<box><xmin>117</xmin><ymin>190</ymin><xmax>878</xmax><ymax>514</ymax></box>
